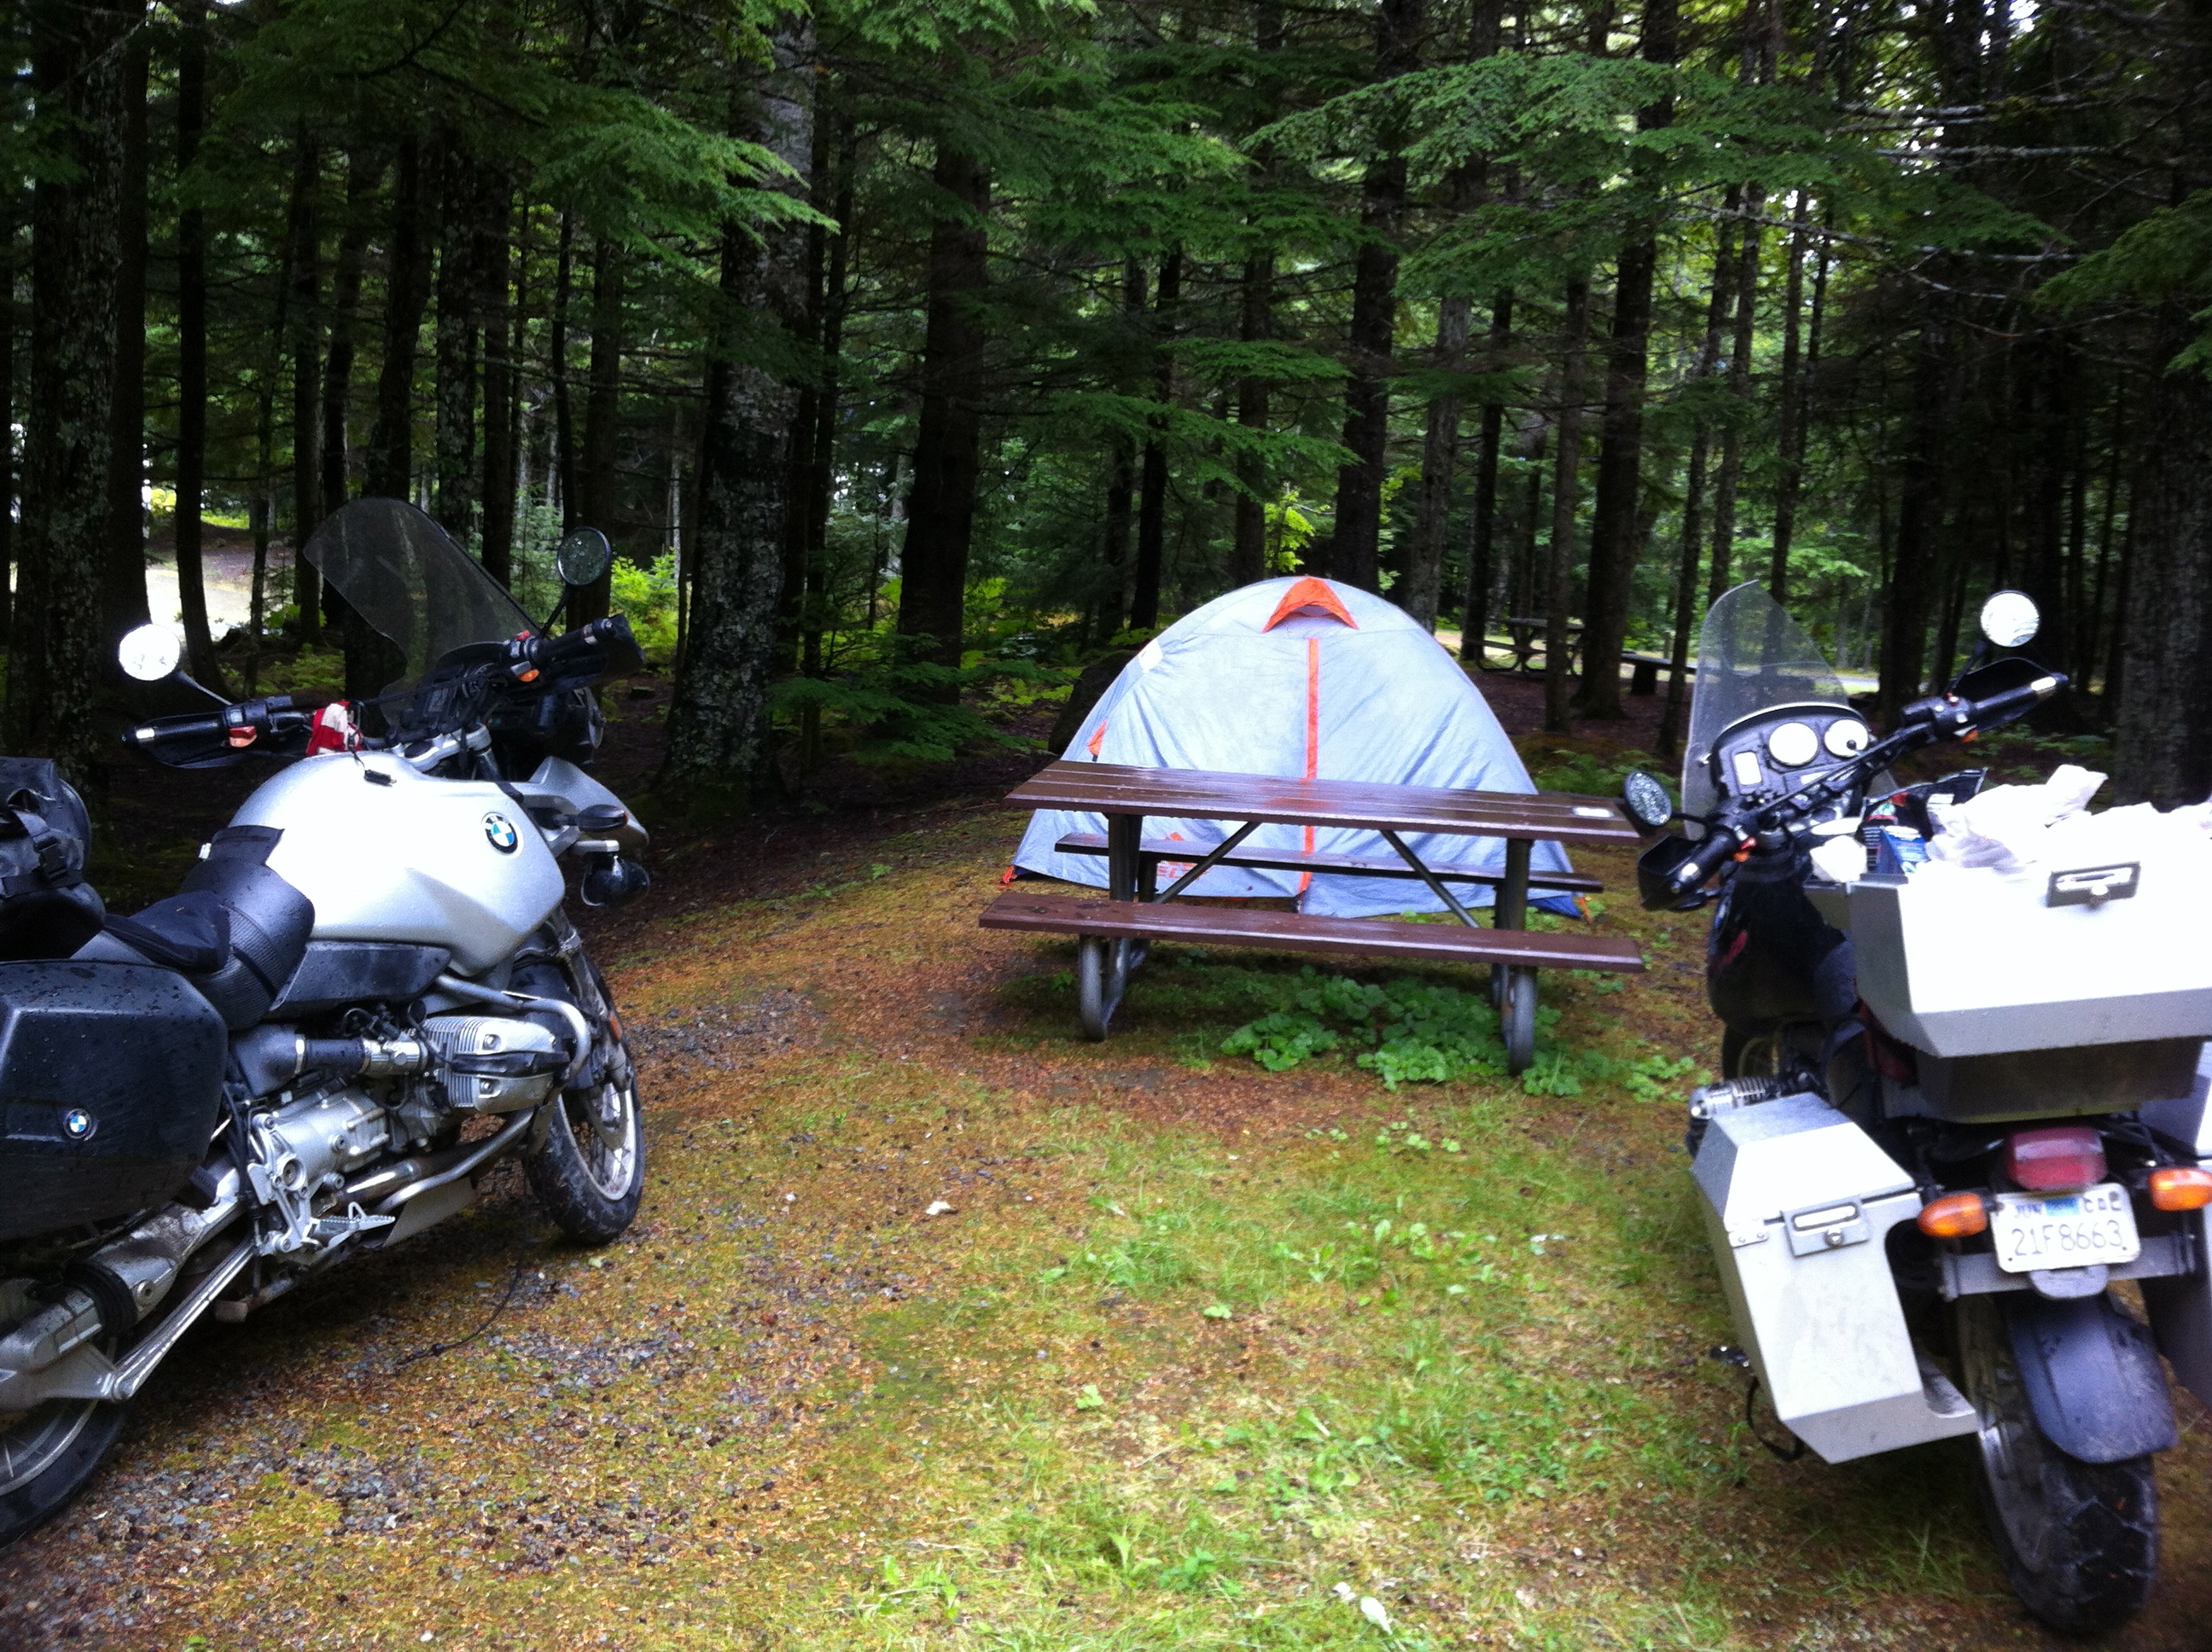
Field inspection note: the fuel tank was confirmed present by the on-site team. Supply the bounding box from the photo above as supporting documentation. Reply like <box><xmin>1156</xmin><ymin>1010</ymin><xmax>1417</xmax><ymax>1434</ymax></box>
<box><xmin>230</xmin><ymin>753</ymin><xmax>564</xmax><ymax>974</ymax></box>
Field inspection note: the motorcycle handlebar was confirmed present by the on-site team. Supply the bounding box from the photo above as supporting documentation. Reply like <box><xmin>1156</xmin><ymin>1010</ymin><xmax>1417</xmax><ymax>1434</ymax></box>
<box><xmin>1662</xmin><ymin>668</ymin><xmax>2069</xmax><ymax>899</ymax></box>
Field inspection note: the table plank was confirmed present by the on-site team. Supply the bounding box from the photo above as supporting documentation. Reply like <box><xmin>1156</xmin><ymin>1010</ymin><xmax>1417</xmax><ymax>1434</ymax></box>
<box><xmin>1004</xmin><ymin>760</ymin><xmax>1639</xmax><ymax>845</ymax></box>
<box><xmin>981</xmin><ymin>891</ymin><xmax>1645</xmax><ymax>972</ymax></box>
<box><xmin>1051</xmin><ymin>831</ymin><xmax>1606</xmax><ymax>893</ymax></box>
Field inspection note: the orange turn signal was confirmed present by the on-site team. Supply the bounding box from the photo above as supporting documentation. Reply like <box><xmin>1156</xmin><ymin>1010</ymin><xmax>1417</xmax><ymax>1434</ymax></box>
<box><xmin>1917</xmin><ymin>1192</ymin><xmax>1989</xmax><ymax>1239</ymax></box>
<box><xmin>2150</xmin><ymin>1166</ymin><xmax>2212</xmax><ymax>1212</ymax></box>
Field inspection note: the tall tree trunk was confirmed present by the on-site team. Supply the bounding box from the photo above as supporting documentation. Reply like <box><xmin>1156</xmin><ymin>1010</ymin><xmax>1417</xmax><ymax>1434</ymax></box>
<box><xmin>364</xmin><ymin>137</ymin><xmax>433</xmax><ymax>501</ymax></box>
<box><xmin>1657</xmin><ymin>216</ymin><xmax>1741</xmax><ymax>760</ymax></box>
<box><xmin>433</xmin><ymin>144</ymin><xmax>481</xmax><ymax>540</ymax></box>
<box><xmin>173</xmin><ymin>0</ymin><xmax>221</xmax><ymax>683</ymax></box>
<box><xmin>2112</xmin><ymin>305</ymin><xmax>2212</xmax><ymax>805</ymax></box>
<box><xmin>1572</xmin><ymin>0</ymin><xmax>1675</xmax><ymax>717</ymax></box>
<box><xmin>568</xmin><ymin>234</ymin><xmax>624</xmax><ymax>625</ymax></box>
<box><xmin>893</xmin><ymin>144</ymin><xmax>990</xmax><ymax>678</ymax></box>
<box><xmin>105</xmin><ymin>20</ymin><xmax>150</xmax><ymax>639</ymax></box>
<box><xmin>662</xmin><ymin>26</ymin><xmax>814</xmax><ymax>809</ymax></box>
<box><xmin>1098</xmin><ymin>257</ymin><xmax>1144</xmax><ymax>635</ymax></box>
<box><xmin>1766</xmin><ymin>190</ymin><xmax>1816</xmax><ymax>600</ymax></box>
<box><xmin>0</xmin><ymin>206</ymin><xmax>15</xmax><ymax>649</ymax></box>
<box><xmin>1704</xmin><ymin>186</ymin><xmax>1765</xmax><ymax>602</ymax></box>
<box><xmin>1327</xmin><ymin>0</ymin><xmax>1423</xmax><ymax>591</ymax></box>
<box><xmin>1132</xmin><ymin>246</ymin><xmax>1181</xmax><ymax>631</ymax></box>
<box><xmin>479</xmin><ymin>186</ymin><xmax>517</xmax><ymax>585</ymax></box>
<box><xmin>1543</xmin><ymin>277</ymin><xmax>1591</xmax><ymax>734</ymax></box>
<box><xmin>316</xmin><ymin>152</ymin><xmax>380</xmax><ymax>607</ymax></box>
<box><xmin>11</xmin><ymin>2</ymin><xmax>131</xmax><ymax>777</ymax></box>
<box><xmin>1230</xmin><ymin>250</ymin><xmax>1272</xmax><ymax>588</ymax></box>
<box><xmin>1458</xmin><ymin>292</ymin><xmax>1513</xmax><ymax>665</ymax></box>
<box><xmin>1405</xmin><ymin>296</ymin><xmax>1469</xmax><ymax>631</ymax></box>
<box><xmin>551</xmin><ymin>212</ymin><xmax>577</xmax><ymax>527</ymax></box>
<box><xmin>286</xmin><ymin>132</ymin><xmax>321</xmax><ymax>631</ymax></box>
<box><xmin>1877</xmin><ymin>311</ymin><xmax>1947</xmax><ymax>725</ymax></box>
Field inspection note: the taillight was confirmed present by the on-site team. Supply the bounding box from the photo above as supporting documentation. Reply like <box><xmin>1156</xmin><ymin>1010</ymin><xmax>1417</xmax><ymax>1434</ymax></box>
<box><xmin>2003</xmin><ymin>1126</ymin><xmax>2106</xmax><ymax>1191</ymax></box>
<box><xmin>2150</xmin><ymin>1166</ymin><xmax>2212</xmax><ymax>1211</ymax></box>
<box><xmin>1917</xmin><ymin>1192</ymin><xmax>1990</xmax><ymax>1239</ymax></box>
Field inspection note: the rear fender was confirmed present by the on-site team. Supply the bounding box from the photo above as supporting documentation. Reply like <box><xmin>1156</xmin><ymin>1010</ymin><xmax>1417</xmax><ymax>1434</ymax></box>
<box><xmin>2002</xmin><ymin>1292</ymin><xmax>2176</xmax><ymax>1463</ymax></box>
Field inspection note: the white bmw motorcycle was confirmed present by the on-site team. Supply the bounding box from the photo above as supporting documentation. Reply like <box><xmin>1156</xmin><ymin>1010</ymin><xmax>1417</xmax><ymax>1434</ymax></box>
<box><xmin>0</xmin><ymin>498</ymin><xmax>652</xmax><ymax>1544</ymax></box>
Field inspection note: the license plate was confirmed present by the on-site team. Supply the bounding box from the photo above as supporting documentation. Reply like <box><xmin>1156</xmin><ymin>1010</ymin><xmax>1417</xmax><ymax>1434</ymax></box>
<box><xmin>1991</xmin><ymin>1184</ymin><xmax>2140</xmax><ymax>1274</ymax></box>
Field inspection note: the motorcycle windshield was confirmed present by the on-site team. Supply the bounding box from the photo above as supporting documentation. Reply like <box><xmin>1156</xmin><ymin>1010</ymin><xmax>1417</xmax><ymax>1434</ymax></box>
<box><xmin>301</xmin><ymin>497</ymin><xmax>534</xmax><ymax>683</ymax></box>
<box><xmin>1682</xmin><ymin>581</ymin><xmax>1850</xmax><ymax>823</ymax></box>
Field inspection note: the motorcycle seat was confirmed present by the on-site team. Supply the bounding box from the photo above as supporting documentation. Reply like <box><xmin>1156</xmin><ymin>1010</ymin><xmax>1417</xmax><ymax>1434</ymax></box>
<box><xmin>78</xmin><ymin>828</ymin><xmax>313</xmax><ymax>1029</ymax></box>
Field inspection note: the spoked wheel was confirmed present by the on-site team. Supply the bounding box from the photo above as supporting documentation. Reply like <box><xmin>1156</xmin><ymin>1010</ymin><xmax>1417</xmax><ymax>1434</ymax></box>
<box><xmin>1076</xmin><ymin>937</ymin><xmax>1144</xmax><ymax>1040</ymax></box>
<box><xmin>525</xmin><ymin>957</ymin><xmax>645</xmax><ymax>1244</ymax></box>
<box><xmin>0</xmin><ymin>1318</ymin><xmax>127</xmax><ymax>1547</ymax></box>
<box><xmin>1501</xmin><ymin>968</ymin><xmax>1536</xmax><ymax>1074</ymax></box>
<box><xmin>1953</xmin><ymin>1295</ymin><xmax>2159</xmax><ymax>1634</ymax></box>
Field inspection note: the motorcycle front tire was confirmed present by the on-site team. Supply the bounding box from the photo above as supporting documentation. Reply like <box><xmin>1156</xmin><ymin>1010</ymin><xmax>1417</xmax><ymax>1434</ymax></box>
<box><xmin>523</xmin><ymin>956</ymin><xmax>645</xmax><ymax>1244</ymax></box>
<box><xmin>1953</xmin><ymin>1295</ymin><xmax>2158</xmax><ymax>1634</ymax></box>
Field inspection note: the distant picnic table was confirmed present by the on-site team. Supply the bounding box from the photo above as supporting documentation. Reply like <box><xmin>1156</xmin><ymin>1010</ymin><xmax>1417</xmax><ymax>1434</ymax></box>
<box><xmin>980</xmin><ymin>761</ymin><xmax>1645</xmax><ymax>1072</ymax></box>
<box><xmin>1470</xmin><ymin>618</ymin><xmax>1691</xmax><ymax>694</ymax></box>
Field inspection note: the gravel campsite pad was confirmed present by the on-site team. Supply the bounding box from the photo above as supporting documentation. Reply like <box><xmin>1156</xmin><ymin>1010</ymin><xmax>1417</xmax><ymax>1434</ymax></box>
<box><xmin>3</xmin><ymin>801</ymin><xmax>2211</xmax><ymax>1649</ymax></box>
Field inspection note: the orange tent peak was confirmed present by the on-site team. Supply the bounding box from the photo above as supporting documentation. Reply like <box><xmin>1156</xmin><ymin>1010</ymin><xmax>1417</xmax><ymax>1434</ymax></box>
<box><xmin>1261</xmin><ymin>577</ymin><xmax>1357</xmax><ymax>631</ymax></box>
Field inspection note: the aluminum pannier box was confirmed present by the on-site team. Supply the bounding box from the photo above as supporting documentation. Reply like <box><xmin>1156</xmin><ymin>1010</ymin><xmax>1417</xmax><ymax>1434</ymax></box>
<box><xmin>1846</xmin><ymin>861</ymin><xmax>2212</xmax><ymax>1058</ymax></box>
<box><xmin>1694</xmin><ymin>1091</ymin><xmax>1978</xmax><ymax>1462</ymax></box>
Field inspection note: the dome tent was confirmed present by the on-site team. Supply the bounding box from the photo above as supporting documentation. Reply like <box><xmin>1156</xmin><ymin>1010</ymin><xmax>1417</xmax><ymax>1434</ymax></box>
<box><xmin>1015</xmin><ymin>576</ymin><xmax>1580</xmax><ymax>916</ymax></box>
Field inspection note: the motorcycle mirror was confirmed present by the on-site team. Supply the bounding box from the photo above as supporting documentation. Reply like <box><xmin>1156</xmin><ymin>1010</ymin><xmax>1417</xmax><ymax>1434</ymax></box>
<box><xmin>1620</xmin><ymin>769</ymin><xmax>1674</xmax><ymax>831</ymax></box>
<box><xmin>1979</xmin><ymin>589</ymin><xmax>2040</xmax><ymax>649</ymax></box>
<box><xmin>118</xmin><ymin>624</ymin><xmax>182</xmax><ymax>683</ymax></box>
<box><xmin>555</xmin><ymin>527</ymin><xmax>613</xmax><ymax>588</ymax></box>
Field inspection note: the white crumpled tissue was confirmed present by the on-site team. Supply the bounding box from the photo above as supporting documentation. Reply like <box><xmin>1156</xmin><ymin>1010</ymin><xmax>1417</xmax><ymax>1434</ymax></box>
<box><xmin>1922</xmin><ymin>764</ymin><xmax>2107</xmax><ymax>875</ymax></box>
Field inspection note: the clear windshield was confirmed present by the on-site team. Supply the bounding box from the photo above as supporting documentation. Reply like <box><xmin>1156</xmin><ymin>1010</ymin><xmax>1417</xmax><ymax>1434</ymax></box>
<box><xmin>302</xmin><ymin>498</ymin><xmax>534</xmax><ymax>683</ymax></box>
<box><xmin>1682</xmin><ymin>582</ymin><xmax>1850</xmax><ymax>823</ymax></box>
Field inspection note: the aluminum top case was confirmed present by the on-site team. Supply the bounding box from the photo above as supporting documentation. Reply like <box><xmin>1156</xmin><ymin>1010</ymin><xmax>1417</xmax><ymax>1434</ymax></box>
<box><xmin>1828</xmin><ymin>855</ymin><xmax>2212</xmax><ymax>1058</ymax></box>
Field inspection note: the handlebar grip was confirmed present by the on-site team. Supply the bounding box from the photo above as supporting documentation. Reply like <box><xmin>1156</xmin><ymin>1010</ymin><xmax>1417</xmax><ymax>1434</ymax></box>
<box><xmin>123</xmin><ymin>713</ymin><xmax>224</xmax><ymax>748</ymax></box>
<box><xmin>1965</xmin><ymin>671</ymin><xmax>2068</xmax><ymax>729</ymax></box>
<box><xmin>123</xmin><ymin>695</ymin><xmax>310</xmax><ymax>753</ymax></box>
<box><xmin>1668</xmin><ymin>826</ymin><xmax>1745</xmax><ymax>898</ymax></box>
<box><xmin>507</xmin><ymin>614</ymin><xmax>637</xmax><ymax>680</ymax></box>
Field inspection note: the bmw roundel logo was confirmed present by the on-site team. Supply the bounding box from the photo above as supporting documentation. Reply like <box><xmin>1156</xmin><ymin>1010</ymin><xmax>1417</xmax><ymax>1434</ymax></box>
<box><xmin>62</xmin><ymin>1108</ymin><xmax>94</xmax><ymax>1140</ymax></box>
<box><xmin>482</xmin><ymin>811</ymin><xmax>520</xmax><ymax>854</ymax></box>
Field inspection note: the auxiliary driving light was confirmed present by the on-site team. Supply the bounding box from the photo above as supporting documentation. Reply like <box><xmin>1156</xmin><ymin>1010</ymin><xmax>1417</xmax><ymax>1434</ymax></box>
<box><xmin>1916</xmin><ymin>1192</ymin><xmax>1990</xmax><ymax>1239</ymax></box>
<box><xmin>2149</xmin><ymin>1166</ymin><xmax>2212</xmax><ymax>1211</ymax></box>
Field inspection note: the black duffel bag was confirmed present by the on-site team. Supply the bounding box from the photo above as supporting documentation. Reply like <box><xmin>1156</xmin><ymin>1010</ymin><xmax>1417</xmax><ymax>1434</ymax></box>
<box><xmin>0</xmin><ymin>757</ymin><xmax>104</xmax><ymax>961</ymax></box>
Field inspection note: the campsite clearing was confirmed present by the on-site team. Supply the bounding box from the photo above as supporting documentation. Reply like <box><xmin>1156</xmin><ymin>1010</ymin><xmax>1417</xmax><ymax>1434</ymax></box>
<box><xmin>6</xmin><ymin>790</ymin><xmax>2210</xmax><ymax>1651</ymax></box>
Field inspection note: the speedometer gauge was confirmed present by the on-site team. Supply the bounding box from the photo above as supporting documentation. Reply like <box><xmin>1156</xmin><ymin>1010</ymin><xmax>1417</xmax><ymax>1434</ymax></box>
<box><xmin>1825</xmin><ymin>719</ymin><xmax>1870</xmax><ymax>758</ymax></box>
<box><xmin>1767</xmin><ymin>721</ymin><xmax>1819</xmax><ymax>767</ymax></box>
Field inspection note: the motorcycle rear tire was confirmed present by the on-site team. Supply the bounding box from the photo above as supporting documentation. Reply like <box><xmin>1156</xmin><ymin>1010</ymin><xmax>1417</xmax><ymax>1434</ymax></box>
<box><xmin>0</xmin><ymin>1372</ymin><xmax>129</xmax><ymax>1548</ymax></box>
<box><xmin>1954</xmin><ymin>1295</ymin><xmax>2158</xmax><ymax>1634</ymax></box>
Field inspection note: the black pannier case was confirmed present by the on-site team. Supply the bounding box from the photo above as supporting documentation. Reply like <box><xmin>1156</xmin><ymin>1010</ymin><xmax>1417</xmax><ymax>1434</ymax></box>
<box><xmin>0</xmin><ymin>961</ymin><xmax>226</xmax><ymax>1240</ymax></box>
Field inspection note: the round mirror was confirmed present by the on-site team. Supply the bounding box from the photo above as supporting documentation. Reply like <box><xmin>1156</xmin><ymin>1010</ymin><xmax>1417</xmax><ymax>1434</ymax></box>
<box><xmin>1620</xmin><ymin>769</ymin><xmax>1674</xmax><ymax>831</ymax></box>
<box><xmin>555</xmin><ymin>527</ymin><xmax>613</xmax><ymax>588</ymax></box>
<box><xmin>118</xmin><ymin>624</ymin><xmax>182</xmax><ymax>683</ymax></box>
<box><xmin>1979</xmin><ymin>589</ymin><xmax>2040</xmax><ymax>649</ymax></box>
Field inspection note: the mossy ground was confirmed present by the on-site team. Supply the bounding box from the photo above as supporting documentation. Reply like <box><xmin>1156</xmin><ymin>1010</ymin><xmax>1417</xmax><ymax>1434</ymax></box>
<box><xmin>3</xmin><ymin>804</ymin><xmax>2209</xmax><ymax>1650</ymax></box>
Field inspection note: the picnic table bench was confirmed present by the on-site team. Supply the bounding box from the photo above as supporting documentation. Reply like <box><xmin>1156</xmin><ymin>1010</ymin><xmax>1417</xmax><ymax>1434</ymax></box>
<box><xmin>979</xmin><ymin>761</ymin><xmax>1644</xmax><ymax>1071</ymax></box>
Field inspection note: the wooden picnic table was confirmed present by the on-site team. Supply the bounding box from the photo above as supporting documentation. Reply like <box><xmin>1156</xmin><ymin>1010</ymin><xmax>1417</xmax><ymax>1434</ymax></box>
<box><xmin>1476</xmin><ymin>616</ymin><xmax>1582</xmax><ymax>676</ymax></box>
<box><xmin>981</xmin><ymin>761</ymin><xmax>1644</xmax><ymax>1069</ymax></box>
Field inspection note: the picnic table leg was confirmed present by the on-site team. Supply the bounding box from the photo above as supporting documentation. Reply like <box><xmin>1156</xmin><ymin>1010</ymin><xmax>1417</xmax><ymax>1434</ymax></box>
<box><xmin>1494</xmin><ymin>839</ymin><xmax>1535</xmax><ymax>1073</ymax></box>
<box><xmin>1080</xmin><ymin>813</ymin><xmax>1148</xmax><ymax>1039</ymax></box>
